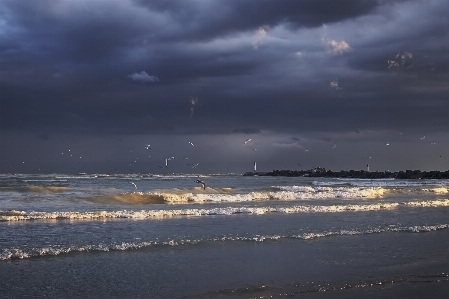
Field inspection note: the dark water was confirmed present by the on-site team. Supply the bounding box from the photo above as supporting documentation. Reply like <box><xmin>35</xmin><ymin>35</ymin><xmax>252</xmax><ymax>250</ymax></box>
<box><xmin>1</xmin><ymin>174</ymin><xmax>449</xmax><ymax>298</ymax></box>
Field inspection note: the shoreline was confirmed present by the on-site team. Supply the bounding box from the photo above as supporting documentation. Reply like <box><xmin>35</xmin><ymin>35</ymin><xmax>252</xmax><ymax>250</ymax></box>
<box><xmin>244</xmin><ymin>168</ymin><xmax>449</xmax><ymax>179</ymax></box>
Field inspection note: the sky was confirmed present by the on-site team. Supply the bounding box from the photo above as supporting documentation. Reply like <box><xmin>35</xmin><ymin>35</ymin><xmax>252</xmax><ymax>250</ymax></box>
<box><xmin>1</xmin><ymin>0</ymin><xmax>449</xmax><ymax>174</ymax></box>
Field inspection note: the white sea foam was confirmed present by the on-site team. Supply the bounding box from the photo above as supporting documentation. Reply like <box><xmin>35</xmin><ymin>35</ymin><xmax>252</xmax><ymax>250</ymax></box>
<box><xmin>313</xmin><ymin>179</ymin><xmax>449</xmax><ymax>188</ymax></box>
<box><xmin>2</xmin><ymin>223</ymin><xmax>448</xmax><ymax>260</ymax></box>
<box><xmin>90</xmin><ymin>186</ymin><xmax>388</xmax><ymax>205</ymax></box>
<box><xmin>273</xmin><ymin>185</ymin><xmax>386</xmax><ymax>199</ymax></box>
<box><xmin>405</xmin><ymin>199</ymin><xmax>449</xmax><ymax>207</ymax></box>
<box><xmin>0</xmin><ymin>202</ymin><xmax>400</xmax><ymax>221</ymax></box>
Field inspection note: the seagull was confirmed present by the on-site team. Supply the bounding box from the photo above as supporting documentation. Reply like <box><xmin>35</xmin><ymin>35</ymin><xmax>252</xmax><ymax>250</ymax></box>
<box><xmin>244</xmin><ymin>138</ymin><xmax>252</xmax><ymax>144</ymax></box>
<box><xmin>188</xmin><ymin>142</ymin><xmax>194</xmax><ymax>146</ymax></box>
<box><xmin>385</xmin><ymin>143</ymin><xmax>390</xmax><ymax>146</ymax></box>
<box><xmin>420</xmin><ymin>136</ymin><xmax>426</xmax><ymax>140</ymax></box>
<box><xmin>191</xmin><ymin>163</ymin><xmax>199</xmax><ymax>168</ymax></box>
<box><xmin>332</xmin><ymin>144</ymin><xmax>337</xmax><ymax>149</ymax></box>
<box><xmin>129</xmin><ymin>182</ymin><xmax>137</xmax><ymax>189</ymax></box>
<box><xmin>166</xmin><ymin>157</ymin><xmax>175</xmax><ymax>167</ymax></box>
<box><xmin>144</xmin><ymin>144</ymin><xmax>151</xmax><ymax>149</ymax></box>
<box><xmin>195</xmin><ymin>179</ymin><xmax>206</xmax><ymax>190</ymax></box>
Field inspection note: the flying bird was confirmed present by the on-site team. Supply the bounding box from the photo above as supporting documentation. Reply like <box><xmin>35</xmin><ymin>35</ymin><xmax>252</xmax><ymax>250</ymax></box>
<box><xmin>165</xmin><ymin>157</ymin><xmax>175</xmax><ymax>167</ymax></box>
<box><xmin>144</xmin><ymin>144</ymin><xmax>151</xmax><ymax>149</ymax></box>
<box><xmin>129</xmin><ymin>182</ymin><xmax>137</xmax><ymax>189</ymax></box>
<box><xmin>188</xmin><ymin>142</ymin><xmax>194</xmax><ymax>146</ymax></box>
<box><xmin>244</xmin><ymin>138</ymin><xmax>252</xmax><ymax>144</ymax></box>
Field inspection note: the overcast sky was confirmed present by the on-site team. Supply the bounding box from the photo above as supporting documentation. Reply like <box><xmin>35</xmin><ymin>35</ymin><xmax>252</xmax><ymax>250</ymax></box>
<box><xmin>1</xmin><ymin>0</ymin><xmax>449</xmax><ymax>174</ymax></box>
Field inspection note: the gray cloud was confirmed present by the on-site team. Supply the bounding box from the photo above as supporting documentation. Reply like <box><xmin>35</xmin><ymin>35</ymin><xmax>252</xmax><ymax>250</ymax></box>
<box><xmin>1</xmin><ymin>0</ymin><xmax>449</xmax><ymax>173</ymax></box>
<box><xmin>233</xmin><ymin>128</ymin><xmax>261</xmax><ymax>135</ymax></box>
<box><xmin>128</xmin><ymin>71</ymin><xmax>159</xmax><ymax>83</ymax></box>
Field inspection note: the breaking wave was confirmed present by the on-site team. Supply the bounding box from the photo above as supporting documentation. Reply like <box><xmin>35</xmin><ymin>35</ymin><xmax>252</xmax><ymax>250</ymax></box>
<box><xmin>2</xmin><ymin>223</ymin><xmax>448</xmax><ymax>261</ymax></box>
<box><xmin>3</xmin><ymin>199</ymin><xmax>449</xmax><ymax>222</ymax></box>
<box><xmin>93</xmin><ymin>186</ymin><xmax>388</xmax><ymax>204</ymax></box>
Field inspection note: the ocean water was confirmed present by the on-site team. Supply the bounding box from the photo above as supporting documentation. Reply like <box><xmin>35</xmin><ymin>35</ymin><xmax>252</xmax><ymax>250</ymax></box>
<box><xmin>1</xmin><ymin>173</ymin><xmax>449</xmax><ymax>298</ymax></box>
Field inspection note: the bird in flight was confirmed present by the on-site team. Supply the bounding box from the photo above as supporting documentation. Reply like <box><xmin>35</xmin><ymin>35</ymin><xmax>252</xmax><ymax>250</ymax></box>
<box><xmin>188</xmin><ymin>142</ymin><xmax>195</xmax><ymax>146</ymax></box>
<box><xmin>244</xmin><ymin>138</ymin><xmax>252</xmax><ymax>144</ymax></box>
<box><xmin>129</xmin><ymin>182</ymin><xmax>137</xmax><ymax>189</ymax></box>
<box><xmin>144</xmin><ymin>144</ymin><xmax>151</xmax><ymax>149</ymax></box>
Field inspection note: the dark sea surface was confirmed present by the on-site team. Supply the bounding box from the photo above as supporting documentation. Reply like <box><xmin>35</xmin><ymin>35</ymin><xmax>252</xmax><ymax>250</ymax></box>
<box><xmin>1</xmin><ymin>174</ymin><xmax>449</xmax><ymax>298</ymax></box>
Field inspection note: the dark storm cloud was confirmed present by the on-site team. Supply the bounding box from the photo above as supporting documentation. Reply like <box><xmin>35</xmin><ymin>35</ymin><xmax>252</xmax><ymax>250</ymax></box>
<box><xmin>1</xmin><ymin>0</ymin><xmax>449</xmax><ymax>173</ymax></box>
<box><xmin>233</xmin><ymin>128</ymin><xmax>261</xmax><ymax>135</ymax></box>
<box><xmin>132</xmin><ymin>0</ymin><xmax>387</xmax><ymax>39</ymax></box>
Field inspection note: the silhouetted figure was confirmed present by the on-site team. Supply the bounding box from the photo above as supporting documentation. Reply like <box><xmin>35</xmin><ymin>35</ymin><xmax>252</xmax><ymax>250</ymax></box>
<box><xmin>195</xmin><ymin>179</ymin><xmax>206</xmax><ymax>190</ymax></box>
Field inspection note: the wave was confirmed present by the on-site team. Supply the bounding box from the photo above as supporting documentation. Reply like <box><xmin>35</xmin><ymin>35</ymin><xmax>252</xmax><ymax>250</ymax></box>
<box><xmin>3</xmin><ymin>199</ymin><xmax>449</xmax><ymax>222</ymax></box>
<box><xmin>313</xmin><ymin>179</ymin><xmax>449</xmax><ymax>188</ymax></box>
<box><xmin>2</xmin><ymin>223</ymin><xmax>449</xmax><ymax>261</ymax></box>
<box><xmin>273</xmin><ymin>185</ymin><xmax>387</xmax><ymax>199</ymax></box>
<box><xmin>0</xmin><ymin>185</ymin><xmax>69</xmax><ymax>193</ymax></box>
<box><xmin>95</xmin><ymin>186</ymin><xmax>389</xmax><ymax>204</ymax></box>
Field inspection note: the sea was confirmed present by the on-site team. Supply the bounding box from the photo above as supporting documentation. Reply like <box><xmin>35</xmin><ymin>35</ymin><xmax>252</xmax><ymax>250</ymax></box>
<box><xmin>1</xmin><ymin>173</ymin><xmax>449</xmax><ymax>298</ymax></box>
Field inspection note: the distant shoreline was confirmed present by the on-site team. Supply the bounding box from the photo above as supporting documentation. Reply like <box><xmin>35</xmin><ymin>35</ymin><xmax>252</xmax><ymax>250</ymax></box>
<box><xmin>244</xmin><ymin>168</ymin><xmax>449</xmax><ymax>179</ymax></box>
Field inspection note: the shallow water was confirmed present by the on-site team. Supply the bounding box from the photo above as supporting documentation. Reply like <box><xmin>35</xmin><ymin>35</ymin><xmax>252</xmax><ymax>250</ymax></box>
<box><xmin>1</xmin><ymin>174</ymin><xmax>449</xmax><ymax>297</ymax></box>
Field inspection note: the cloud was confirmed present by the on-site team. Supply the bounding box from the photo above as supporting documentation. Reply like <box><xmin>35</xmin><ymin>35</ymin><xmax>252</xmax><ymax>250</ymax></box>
<box><xmin>327</xmin><ymin>40</ymin><xmax>352</xmax><ymax>55</ymax></box>
<box><xmin>321</xmin><ymin>24</ymin><xmax>351</xmax><ymax>55</ymax></box>
<box><xmin>330</xmin><ymin>80</ymin><xmax>343</xmax><ymax>90</ymax></box>
<box><xmin>273</xmin><ymin>142</ymin><xmax>303</xmax><ymax>149</ymax></box>
<box><xmin>233</xmin><ymin>128</ymin><xmax>261</xmax><ymax>134</ymax></box>
<box><xmin>253</xmin><ymin>25</ymin><xmax>269</xmax><ymax>49</ymax></box>
<box><xmin>388</xmin><ymin>52</ymin><xmax>413</xmax><ymax>71</ymax></box>
<box><xmin>37</xmin><ymin>132</ymin><xmax>50</xmax><ymax>141</ymax></box>
<box><xmin>190</xmin><ymin>97</ymin><xmax>199</xmax><ymax>117</ymax></box>
<box><xmin>128</xmin><ymin>71</ymin><xmax>159</xmax><ymax>83</ymax></box>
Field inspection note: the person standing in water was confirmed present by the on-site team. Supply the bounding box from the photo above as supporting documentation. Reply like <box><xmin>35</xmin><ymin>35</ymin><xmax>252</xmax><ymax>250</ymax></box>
<box><xmin>195</xmin><ymin>179</ymin><xmax>206</xmax><ymax>190</ymax></box>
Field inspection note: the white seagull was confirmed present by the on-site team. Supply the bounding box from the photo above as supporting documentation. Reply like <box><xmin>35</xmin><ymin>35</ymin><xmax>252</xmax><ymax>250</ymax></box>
<box><xmin>144</xmin><ymin>144</ymin><xmax>151</xmax><ymax>149</ymax></box>
<box><xmin>244</xmin><ymin>138</ymin><xmax>252</xmax><ymax>144</ymax></box>
<box><xmin>129</xmin><ymin>182</ymin><xmax>137</xmax><ymax>189</ymax></box>
<box><xmin>188</xmin><ymin>142</ymin><xmax>194</xmax><ymax>146</ymax></box>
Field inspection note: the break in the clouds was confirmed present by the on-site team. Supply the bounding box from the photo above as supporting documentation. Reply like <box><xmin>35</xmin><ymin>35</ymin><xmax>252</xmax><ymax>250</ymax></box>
<box><xmin>128</xmin><ymin>71</ymin><xmax>159</xmax><ymax>83</ymax></box>
<box><xmin>1</xmin><ymin>0</ymin><xmax>449</xmax><ymax>173</ymax></box>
